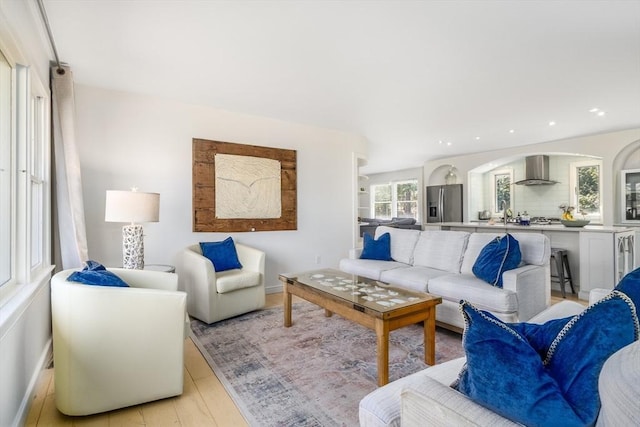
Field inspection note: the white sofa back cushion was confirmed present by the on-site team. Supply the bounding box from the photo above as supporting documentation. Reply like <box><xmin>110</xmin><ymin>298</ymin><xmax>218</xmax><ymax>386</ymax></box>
<box><xmin>413</xmin><ymin>230</ymin><xmax>470</xmax><ymax>273</ymax></box>
<box><xmin>375</xmin><ymin>226</ymin><xmax>421</xmax><ymax>265</ymax></box>
<box><xmin>461</xmin><ymin>232</ymin><xmax>549</xmax><ymax>275</ymax></box>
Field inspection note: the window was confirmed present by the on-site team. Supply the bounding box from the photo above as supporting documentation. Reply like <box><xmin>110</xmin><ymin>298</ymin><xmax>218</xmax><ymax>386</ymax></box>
<box><xmin>371</xmin><ymin>180</ymin><xmax>418</xmax><ymax>220</ymax></box>
<box><xmin>0</xmin><ymin>47</ymin><xmax>50</xmax><ymax>299</ymax></box>
<box><xmin>0</xmin><ymin>50</ymin><xmax>12</xmax><ymax>287</ymax></box>
<box><xmin>570</xmin><ymin>160</ymin><xmax>602</xmax><ymax>222</ymax></box>
<box><xmin>490</xmin><ymin>169</ymin><xmax>513</xmax><ymax>213</ymax></box>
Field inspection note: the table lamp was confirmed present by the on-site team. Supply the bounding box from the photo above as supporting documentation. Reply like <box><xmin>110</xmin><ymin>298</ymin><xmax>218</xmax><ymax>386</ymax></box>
<box><xmin>105</xmin><ymin>189</ymin><xmax>160</xmax><ymax>269</ymax></box>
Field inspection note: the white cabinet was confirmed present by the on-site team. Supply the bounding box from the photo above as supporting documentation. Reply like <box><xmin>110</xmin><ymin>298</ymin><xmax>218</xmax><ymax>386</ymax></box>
<box><xmin>579</xmin><ymin>230</ymin><xmax>636</xmax><ymax>299</ymax></box>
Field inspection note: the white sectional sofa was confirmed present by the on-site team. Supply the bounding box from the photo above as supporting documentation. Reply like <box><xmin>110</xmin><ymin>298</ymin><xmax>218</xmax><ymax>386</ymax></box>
<box><xmin>339</xmin><ymin>226</ymin><xmax>551</xmax><ymax>330</ymax></box>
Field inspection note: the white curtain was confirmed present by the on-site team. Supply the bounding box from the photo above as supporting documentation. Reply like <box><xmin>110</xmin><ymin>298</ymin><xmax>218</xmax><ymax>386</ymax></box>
<box><xmin>51</xmin><ymin>65</ymin><xmax>88</xmax><ymax>270</ymax></box>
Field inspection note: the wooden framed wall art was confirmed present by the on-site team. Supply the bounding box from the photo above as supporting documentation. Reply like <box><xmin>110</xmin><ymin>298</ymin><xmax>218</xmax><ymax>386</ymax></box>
<box><xmin>192</xmin><ymin>138</ymin><xmax>297</xmax><ymax>232</ymax></box>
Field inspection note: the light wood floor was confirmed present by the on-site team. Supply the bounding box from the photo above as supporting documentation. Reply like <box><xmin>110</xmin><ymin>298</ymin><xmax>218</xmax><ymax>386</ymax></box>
<box><xmin>26</xmin><ymin>290</ymin><xmax>581</xmax><ymax>426</ymax></box>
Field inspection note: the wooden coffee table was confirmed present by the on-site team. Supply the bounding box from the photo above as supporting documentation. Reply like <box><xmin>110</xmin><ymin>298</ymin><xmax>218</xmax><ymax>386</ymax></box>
<box><xmin>278</xmin><ymin>268</ymin><xmax>442</xmax><ymax>386</ymax></box>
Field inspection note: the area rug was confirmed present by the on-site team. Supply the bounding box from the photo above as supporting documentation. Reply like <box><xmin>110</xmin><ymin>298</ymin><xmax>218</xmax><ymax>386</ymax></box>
<box><xmin>190</xmin><ymin>302</ymin><xmax>464</xmax><ymax>427</ymax></box>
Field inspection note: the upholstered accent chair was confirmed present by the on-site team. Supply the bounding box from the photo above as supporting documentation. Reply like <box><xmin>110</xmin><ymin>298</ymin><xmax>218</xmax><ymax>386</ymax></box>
<box><xmin>176</xmin><ymin>243</ymin><xmax>266</xmax><ymax>324</ymax></box>
<box><xmin>51</xmin><ymin>268</ymin><xmax>188</xmax><ymax>416</ymax></box>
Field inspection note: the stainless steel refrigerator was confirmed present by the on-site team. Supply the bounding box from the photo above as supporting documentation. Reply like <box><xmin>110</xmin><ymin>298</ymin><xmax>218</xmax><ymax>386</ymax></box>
<box><xmin>426</xmin><ymin>184</ymin><xmax>463</xmax><ymax>223</ymax></box>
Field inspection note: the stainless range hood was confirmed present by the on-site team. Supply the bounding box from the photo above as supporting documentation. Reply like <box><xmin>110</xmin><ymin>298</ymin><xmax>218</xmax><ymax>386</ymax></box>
<box><xmin>515</xmin><ymin>155</ymin><xmax>558</xmax><ymax>186</ymax></box>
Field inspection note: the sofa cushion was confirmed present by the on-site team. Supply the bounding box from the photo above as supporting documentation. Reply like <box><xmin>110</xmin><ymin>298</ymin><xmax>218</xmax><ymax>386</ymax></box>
<box><xmin>200</xmin><ymin>237</ymin><xmax>243</xmax><ymax>272</ymax></box>
<box><xmin>339</xmin><ymin>258</ymin><xmax>408</xmax><ymax>281</ymax></box>
<box><xmin>455</xmin><ymin>292</ymin><xmax>639</xmax><ymax>427</ymax></box>
<box><xmin>359</xmin><ymin>358</ymin><xmax>466</xmax><ymax>427</ymax></box>
<box><xmin>597</xmin><ymin>341</ymin><xmax>640</xmax><ymax>426</ymax></box>
<box><xmin>510</xmin><ymin>233</ymin><xmax>549</xmax><ymax>266</ymax></box>
<box><xmin>412</xmin><ymin>230</ymin><xmax>469</xmax><ymax>273</ymax></box>
<box><xmin>215</xmin><ymin>269</ymin><xmax>262</xmax><ymax>293</ymax></box>
<box><xmin>428</xmin><ymin>274</ymin><xmax>518</xmax><ymax>314</ymax></box>
<box><xmin>361</xmin><ymin>232</ymin><xmax>393</xmax><ymax>261</ymax></box>
<box><xmin>461</xmin><ymin>232</ymin><xmax>548</xmax><ymax>274</ymax></box>
<box><xmin>375</xmin><ymin>226</ymin><xmax>421</xmax><ymax>265</ymax></box>
<box><xmin>67</xmin><ymin>260</ymin><xmax>130</xmax><ymax>287</ymax></box>
<box><xmin>472</xmin><ymin>234</ymin><xmax>521</xmax><ymax>287</ymax></box>
<box><xmin>380</xmin><ymin>267</ymin><xmax>452</xmax><ymax>293</ymax></box>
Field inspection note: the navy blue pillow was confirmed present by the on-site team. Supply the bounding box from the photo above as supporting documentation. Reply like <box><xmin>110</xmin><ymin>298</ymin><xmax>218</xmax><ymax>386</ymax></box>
<box><xmin>67</xmin><ymin>260</ymin><xmax>129</xmax><ymax>287</ymax></box>
<box><xmin>200</xmin><ymin>237</ymin><xmax>243</xmax><ymax>272</ymax></box>
<box><xmin>472</xmin><ymin>234</ymin><xmax>521</xmax><ymax>287</ymax></box>
<box><xmin>455</xmin><ymin>293</ymin><xmax>638</xmax><ymax>427</ymax></box>
<box><xmin>360</xmin><ymin>232</ymin><xmax>392</xmax><ymax>261</ymax></box>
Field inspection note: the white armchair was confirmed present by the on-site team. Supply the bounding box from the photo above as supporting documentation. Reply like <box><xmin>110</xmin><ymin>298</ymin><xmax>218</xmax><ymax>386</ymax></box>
<box><xmin>176</xmin><ymin>243</ymin><xmax>266</xmax><ymax>324</ymax></box>
<box><xmin>51</xmin><ymin>268</ymin><xmax>187</xmax><ymax>416</ymax></box>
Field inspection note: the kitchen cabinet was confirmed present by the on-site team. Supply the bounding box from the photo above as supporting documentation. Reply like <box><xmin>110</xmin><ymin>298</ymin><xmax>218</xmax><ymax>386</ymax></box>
<box><xmin>579</xmin><ymin>230</ymin><xmax>636</xmax><ymax>299</ymax></box>
<box><xmin>621</xmin><ymin>169</ymin><xmax>640</xmax><ymax>223</ymax></box>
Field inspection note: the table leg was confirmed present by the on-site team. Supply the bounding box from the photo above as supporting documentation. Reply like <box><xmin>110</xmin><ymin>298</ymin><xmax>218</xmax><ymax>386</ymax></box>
<box><xmin>284</xmin><ymin>283</ymin><xmax>292</xmax><ymax>327</ymax></box>
<box><xmin>375</xmin><ymin>318</ymin><xmax>390</xmax><ymax>386</ymax></box>
<box><xmin>324</xmin><ymin>309</ymin><xmax>333</xmax><ymax>317</ymax></box>
<box><xmin>424</xmin><ymin>308</ymin><xmax>436</xmax><ymax>365</ymax></box>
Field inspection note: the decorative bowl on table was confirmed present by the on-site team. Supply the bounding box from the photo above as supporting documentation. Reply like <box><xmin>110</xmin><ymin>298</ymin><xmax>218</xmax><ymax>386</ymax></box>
<box><xmin>560</xmin><ymin>219</ymin><xmax>590</xmax><ymax>227</ymax></box>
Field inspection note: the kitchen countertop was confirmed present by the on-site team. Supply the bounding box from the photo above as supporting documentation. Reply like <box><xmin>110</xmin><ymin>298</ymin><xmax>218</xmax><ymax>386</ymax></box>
<box><xmin>430</xmin><ymin>222</ymin><xmax>636</xmax><ymax>233</ymax></box>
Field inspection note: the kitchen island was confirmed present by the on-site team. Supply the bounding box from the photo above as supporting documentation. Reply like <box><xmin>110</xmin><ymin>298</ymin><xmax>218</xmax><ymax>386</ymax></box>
<box><xmin>424</xmin><ymin>222</ymin><xmax>636</xmax><ymax>300</ymax></box>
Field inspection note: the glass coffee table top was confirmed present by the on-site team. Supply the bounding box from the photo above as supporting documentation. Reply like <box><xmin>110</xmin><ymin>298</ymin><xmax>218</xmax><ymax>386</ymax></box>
<box><xmin>281</xmin><ymin>268</ymin><xmax>435</xmax><ymax>314</ymax></box>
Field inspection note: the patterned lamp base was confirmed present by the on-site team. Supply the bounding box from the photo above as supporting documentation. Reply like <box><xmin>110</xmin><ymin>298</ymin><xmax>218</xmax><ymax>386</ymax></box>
<box><xmin>122</xmin><ymin>224</ymin><xmax>145</xmax><ymax>269</ymax></box>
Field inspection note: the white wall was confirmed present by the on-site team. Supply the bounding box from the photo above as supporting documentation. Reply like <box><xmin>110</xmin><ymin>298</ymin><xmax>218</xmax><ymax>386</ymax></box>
<box><xmin>424</xmin><ymin>129</ymin><xmax>640</xmax><ymax>225</ymax></box>
<box><xmin>74</xmin><ymin>85</ymin><xmax>366</xmax><ymax>292</ymax></box>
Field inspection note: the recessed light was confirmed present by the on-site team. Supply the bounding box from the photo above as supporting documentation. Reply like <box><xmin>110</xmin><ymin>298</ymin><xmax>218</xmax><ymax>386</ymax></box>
<box><xmin>597</xmin><ymin>111</ymin><xmax>606</xmax><ymax>117</ymax></box>
<box><xmin>589</xmin><ymin>108</ymin><xmax>599</xmax><ymax>113</ymax></box>
<box><xmin>475</xmin><ymin>136</ymin><xmax>481</xmax><ymax>140</ymax></box>
<box><xmin>438</xmin><ymin>140</ymin><xmax>443</xmax><ymax>144</ymax></box>
<box><xmin>446</xmin><ymin>141</ymin><xmax>452</xmax><ymax>146</ymax></box>
<box><xmin>549</xmin><ymin>121</ymin><xmax>556</xmax><ymax>126</ymax></box>
<box><xmin>509</xmin><ymin>129</ymin><xmax>515</xmax><ymax>133</ymax></box>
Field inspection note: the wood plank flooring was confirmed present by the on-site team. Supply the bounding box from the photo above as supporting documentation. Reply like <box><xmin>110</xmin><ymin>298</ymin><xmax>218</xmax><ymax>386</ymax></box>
<box><xmin>25</xmin><ymin>290</ymin><xmax>581</xmax><ymax>426</ymax></box>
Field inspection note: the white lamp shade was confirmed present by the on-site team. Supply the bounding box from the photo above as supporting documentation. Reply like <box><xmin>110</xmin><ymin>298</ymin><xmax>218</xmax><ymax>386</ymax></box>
<box><xmin>105</xmin><ymin>190</ymin><xmax>160</xmax><ymax>223</ymax></box>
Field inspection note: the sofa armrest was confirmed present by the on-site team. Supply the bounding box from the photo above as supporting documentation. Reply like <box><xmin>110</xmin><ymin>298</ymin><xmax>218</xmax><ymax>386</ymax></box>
<box><xmin>401</xmin><ymin>377</ymin><xmax>519</xmax><ymax>427</ymax></box>
<box><xmin>109</xmin><ymin>268</ymin><xmax>179</xmax><ymax>291</ymax></box>
<box><xmin>501</xmin><ymin>264</ymin><xmax>549</xmax><ymax>322</ymax></box>
<box><xmin>349</xmin><ymin>248</ymin><xmax>363</xmax><ymax>259</ymax></box>
<box><xmin>236</xmin><ymin>243</ymin><xmax>266</xmax><ymax>279</ymax></box>
<box><xmin>175</xmin><ymin>247</ymin><xmax>218</xmax><ymax>322</ymax></box>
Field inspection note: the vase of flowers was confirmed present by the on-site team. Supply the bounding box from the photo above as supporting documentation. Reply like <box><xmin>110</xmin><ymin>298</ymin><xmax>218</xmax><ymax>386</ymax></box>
<box><xmin>559</xmin><ymin>204</ymin><xmax>575</xmax><ymax>220</ymax></box>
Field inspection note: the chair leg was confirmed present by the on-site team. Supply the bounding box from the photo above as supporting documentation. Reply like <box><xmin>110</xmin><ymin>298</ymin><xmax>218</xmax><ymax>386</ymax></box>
<box><xmin>555</xmin><ymin>252</ymin><xmax>566</xmax><ymax>298</ymax></box>
<box><xmin>563</xmin><ymin>253</ymin><xmax>576</xmax><ymax>294</ymax></box>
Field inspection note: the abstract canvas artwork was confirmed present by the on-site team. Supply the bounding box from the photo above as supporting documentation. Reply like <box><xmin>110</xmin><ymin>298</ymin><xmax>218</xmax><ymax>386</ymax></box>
<box><xmin>215</xmin><ymin>154</ymin><xmax>282</xmax><ymax>219</ymax></box>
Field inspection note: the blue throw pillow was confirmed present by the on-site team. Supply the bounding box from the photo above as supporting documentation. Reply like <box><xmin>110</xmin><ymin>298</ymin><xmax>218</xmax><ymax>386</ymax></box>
<box><xmin>509</xmin><ymin>316</ymin><xmax>573</xmax><ymax>359</ymax></box>
<box><xmin>360</xmin><ymin>232</ymin><xmax>392</xmax><ymax>261</ymax></box>
<box><xmin>200</xmin><ymin>237</ymin><xmax>243</xmax><ymax>272</ymax></box>
<box><xmin>454</xmin><ymin>293</ymin><xmax>639</xmax><ymax>427</ymax></box>
<box><xmin>472</xmin><ymin>233</ymin><xmax>521</xmax><ymax>287</ymax></box>
<box><xmin>67</xmin><ymin>260</ymin><xmax>129</xmax><ymax>287</ymax></box>
<box><xmin>615</xmin><ymin>266</ymin><xmax>640</xmax><ymax>308</ymax></box>
<box><xmin>543</xmin><ymin>291</ymin><xmax>639</xmax><ymax>424</ymax></box>
<box><xmin>454</xmin><ymin>301</ymin><xmax>584</xmax><ymax>427</ymax></box>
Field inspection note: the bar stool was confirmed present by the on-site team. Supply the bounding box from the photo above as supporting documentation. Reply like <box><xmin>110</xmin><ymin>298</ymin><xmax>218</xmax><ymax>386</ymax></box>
<box><xmin>550</xmin><ymin>248</ymin><xmax>575</xmax><ymax>298</ymax></box>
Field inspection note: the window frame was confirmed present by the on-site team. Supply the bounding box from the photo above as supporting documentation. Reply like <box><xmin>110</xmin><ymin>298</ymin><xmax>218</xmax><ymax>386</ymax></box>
<box><xmin>370</xmin><ymin>179</ymin><xmax>419</xmax><ymax>220</ymax></box>
<box><xmin>490</xmin><ymin>168</ymin><xmax>513</xmax><ymax>214</ymax></box>
<box><xmin>0</xmin><ymin>46</ymin><xmax>51</xmax><ymax>303</ymax></box>
<box><xmin>569</xmin><ymin>159</ymin><xmax>603</xmax><ymax>223</ymax></box>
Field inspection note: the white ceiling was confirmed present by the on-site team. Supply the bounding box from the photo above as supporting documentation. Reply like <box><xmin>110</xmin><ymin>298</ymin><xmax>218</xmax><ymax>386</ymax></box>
<box><xmin>42</xmin><ymin>0</ymin><xmax>640</xmax><ymax>174</ymax></box>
